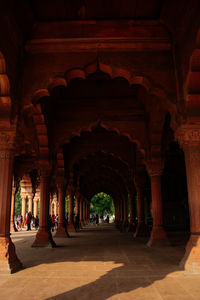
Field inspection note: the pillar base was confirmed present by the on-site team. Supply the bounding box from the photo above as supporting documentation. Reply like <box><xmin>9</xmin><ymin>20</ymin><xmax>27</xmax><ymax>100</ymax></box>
<box><xmin>147</xmin><ymin>225</ymin><xmax>169</xmax><ymax>247</ymax></box>
<box><xmin>55</xmin><ymin>224</ymin><xmax>70</xmax><ymax>238</ymax></box>
<box><xmin>180</xmin><ymin>234</ymin><xmax>200</xmax><ymax>273</ymax></box>
<box><xmin>134</xmin><ymin>222</ymin><xmax>149</xmax><ymax>237</ymax></box>
<box><xmin>32</xmin><ymin>228</ymin><xmax>56</xmax><ymax>248</ymax></box>
<box><xmin>67</xmin><ymin>223</ymin><xmax>76</xmax><ymax>232</ymax></box>
<box><xmin>0</xmin><ymin>236</ymin><xmax>23</xmax><ymax>274</ymax></box>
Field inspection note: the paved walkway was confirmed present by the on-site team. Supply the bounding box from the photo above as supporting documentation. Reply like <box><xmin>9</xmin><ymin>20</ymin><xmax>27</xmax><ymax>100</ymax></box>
<box><xmin>1</xmin><ymin>224</ymin><xmax>200</xmax><ymax>299</ymax></box>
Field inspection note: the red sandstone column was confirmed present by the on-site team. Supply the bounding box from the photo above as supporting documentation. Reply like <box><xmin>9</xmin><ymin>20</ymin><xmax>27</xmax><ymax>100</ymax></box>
<box><xmin>123</xmin><ymin>196</ymin><xmax>128</xmax><ymax>227</ymax></box>
<box><xmin>21</xmin><ymin>197</ymin><xmax>26</xmax><ymax>227</ymax></box>
<box><xmin>128</xmin><ymin>192</ymin><xmax>135</xmax><ymax>232</ymax></box>
<box><xmin>83</xmin><ymin>201</ymin><xmax>86</xmax><ymax>224</ymax></box>
<box><xmin>10</xmin><ymin>182</ymin><xmax>17</xmax><ymax>232</ymax></box>
<box><xmin>32</xmin><ymin>168</ymin><xmax>56</xmax><ymax>247</ymax></box>
<box><xmin>33</xmin><ymin>198</ymin><xmax>39</xmax><ymax>218</ymax></box>
<box><xmin>147</xmin><ymin>162</ymin><xmax>168</xmax><ymax>246</ymax></box>
<box><xmin>176</xmin><ymin>126</ymin><xmax>200</xmax><ymax>272</ymax></box>
<box><xmin>28</xmin><ymin>194</ymin><xmax>33</xmax><ymax>214</ymax></box>
<box><xmin>0</xmin><ymin>135</ymin><xmax>22</xmax><ymax>273</ymax></box>
<box><xmin>80</xmin><ymin>198</ymin><xmax>83</xmax><ymax>223</ymax></box>
<box><xmin>67</xmin><ymin>187</ymin><xmax>76</xmax><ymax>231</ymax></box>
<box><xmin>75</xmin><ymin>192</ymin><xmax>80</xmax><ymax>216</ymax></box>
<box><xmin>120</xmin><ymin>199</ymin><xmax>123</xmax><ymax>224</ymax></box>
<box><xmin>134</xmin><ymin>175</ymin><xmax>149</xmax><ymax>237</ymax></box>
<box><xmin>56</xmin><ymin>183</ymin><xmax>68</xmax><ymax>237</ymax></box>
<box><xmin>85</xmin><ymin>201</ymin><xmax>89</xmax><ymax>224</ymax></box>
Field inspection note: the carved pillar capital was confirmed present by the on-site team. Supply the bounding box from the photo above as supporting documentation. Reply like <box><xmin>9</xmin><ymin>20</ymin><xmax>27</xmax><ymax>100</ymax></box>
<box><xmin>33</xmin><ymin>197</ymin><xmax>39</xmax><ymax>203</ymax></box>
<box><xmin>0</xmin><ymin>131</ymin><xmax>15</xmax><ymax>149</ymax></box>
<box><xmin>146</xmin><ymin>159</ymin><xmax>164</xmax><ymax>177</ymax></box>
<box><xmin>176</xmin><ymin>125</ymin><xmax>200</xmax><ymax>148</ymax></box>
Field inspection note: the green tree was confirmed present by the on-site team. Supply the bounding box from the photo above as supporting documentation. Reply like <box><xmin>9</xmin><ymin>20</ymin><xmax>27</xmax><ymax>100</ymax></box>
<box><xmin>90</xmin><ymin>192</ymin><xmax>114</xmax><ymax>216</ymax></box>
<box><xmin>15</xmin><ymin>185</ymin><xmax>22</xmax><ymax>216</ymax></box>
<box><xmin>65</xmin><ymin>195</ymin><xmax>69</xmax><ymax>213</ymax></box>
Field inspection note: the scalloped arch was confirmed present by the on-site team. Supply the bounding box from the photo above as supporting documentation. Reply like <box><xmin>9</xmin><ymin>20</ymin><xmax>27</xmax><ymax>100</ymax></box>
<box><xmin>59</xmin><ymin>120</ymin><xmax>146</xmax><ymax>157</ymax></box>
<box><xmin>32</xmin><ymin>61</ymin><xmax>168</xmax><ymax>106</ymax></box>
<box><xmin>186</xmin><ymin>29</ymin><xmax>200</xmax><ymax>109</ymax></box>
<box><xmin>22</xmin><ymin>103</ymin><xmax>49</xmax><ymax>159</ymax></box>
<box><xmin>0</xmin><ymin>51</ymin><xmax>12</xmax><ymax>122</ymax></box>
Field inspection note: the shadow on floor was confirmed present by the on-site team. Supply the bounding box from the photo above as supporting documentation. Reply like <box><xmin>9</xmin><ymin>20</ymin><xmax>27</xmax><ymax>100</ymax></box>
<box><xmin>11</xmin><ymin>224</ymin><xmax>188</xmax><ymax>300</ymax></box>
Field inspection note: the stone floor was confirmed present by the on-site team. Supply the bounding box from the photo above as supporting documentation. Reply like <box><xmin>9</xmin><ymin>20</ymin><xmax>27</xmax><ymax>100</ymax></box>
<box><xmin>1</xmin><ymin>224</ymin><xmax>200</xmax><ymax>300</ymax></box>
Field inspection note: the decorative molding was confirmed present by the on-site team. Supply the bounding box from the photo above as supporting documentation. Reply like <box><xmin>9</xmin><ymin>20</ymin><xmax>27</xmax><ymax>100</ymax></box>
<box><xmin>26</xmin><ymin>37</ymin><xmax>171</xmax><ymax>54</ymax></box>
<box><xmin>0</xmin><ymin>150</ymin><xmax>14</xmax><ymax>160</ymax></box>
<box><xmin>0</xmin><ymin>132</ymin><xmax>15</xmax><ymax>146</ymax></box>
<box><xmin>146</xmin><ymin>160</ymin><xmax>164</xmax><ymax>177</ymax></box>
<box><xmin>176</xmin><ymin>125</ymin><xmax>200</xmax><ymax>147</ymax></box>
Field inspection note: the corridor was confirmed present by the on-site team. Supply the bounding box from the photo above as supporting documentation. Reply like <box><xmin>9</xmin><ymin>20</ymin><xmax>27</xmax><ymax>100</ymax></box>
<box><xmin>1</xmin><ymin>224</ymin><xmax>200</xmax><ymax>299</ymax></box>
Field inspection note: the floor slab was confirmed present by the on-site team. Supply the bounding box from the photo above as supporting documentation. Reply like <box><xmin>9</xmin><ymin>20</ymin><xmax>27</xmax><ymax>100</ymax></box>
<box><xmin>0</xmin><ymin>224</ymin><xmax>200</xmax><ymax>300</ymax></box>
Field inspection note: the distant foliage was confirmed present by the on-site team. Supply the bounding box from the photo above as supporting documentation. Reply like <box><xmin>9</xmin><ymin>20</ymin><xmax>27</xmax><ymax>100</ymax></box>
<box><xmin>15</xmin><ymin>185</ymin><xmax>22</xmax><ymax>216</ymax></box>
<box><xmin>65</xmin><ymin>195</ymin><xmax>69</xmax><ymax>213</ymax></box>
<box><xmin>90</xmin><ymin>192</ymin><xmax>114</xmax><ymax>216</ymax></box>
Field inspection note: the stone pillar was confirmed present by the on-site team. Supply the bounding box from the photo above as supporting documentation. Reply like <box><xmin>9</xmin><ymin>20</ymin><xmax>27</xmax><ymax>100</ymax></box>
<box><xmin>75</xmin><ymin>193</ymin><xmax>79</xmax><ymax>216</ymax></box>
<box><xmin>32</xmin><ymin>168</ymin><xmax>56</xmax><ymax>247</ymax></box>
<box><xmin>55</xmin><ymin>197</ymin><xmax>59</xmax><ymax>216</ymax></box>
<box><xmin>176</xmin><ymin>125</ymin><xmax>200</xmax><ymax>272</ymax></box>
<box><xmin>123</xmin><ymin>196</ymin><xmax>128</xmax><ymax>226</ymax></box>
<box><xmin>128</xmin><ymin>192</ymin><xmax>136</xmax><ymax>232</ymax></box>
<box><xmin>21</xmin><ymin>197</ymin><xmax>26</xmax><ymax>227</ymax></box>
<box><xmin>85</xmin><ymin>201</ymin><xmax>89</xmax><ymax>224</ymax></box>
<box><xmin>134</xmin><ymin>175</ymin><xmax>149</xmax><ymax>237</ymax></box>
<box><xmin>147</xmin><ymin>162</ymin><xmax>168</xmax><ymax>246</ymax></box>
<box><xmin>119</xmin><ymin>199</ymin><xmax>124</xmax><ymax>231</ymax></box>
<box><xmin>80</xmin><ymin>198</ymin><xmax>83</xmax><ymax>225</ymax></box>
<box><xmin>120</xmin><ymin>199</ymin><xmax>123</xmax><ymax>223</ymax></box>
<box><xmin>87</xmin><ymin>202</ymin><xmax>90</xmax><ymax>223</ymax></box>
<box><xmin>83</xmin><ymin>201</ymin><xmax>86</xmax><ymax>224</ymax></box>
<box><xmin>10</xmin><ymin>182</ymin><xmax>17</xmax><ymax>232</ymax></box>
<box><xmin>0</xmin><ymin>134</ymin><xmax>22</xmax><ymax>273</ymax></box>
<box><xmin>33</xmin><ymin>198</ymin><xmax>39</xmax><ymax>218</ymax></box>
<box><xmin>28</xmin><ymin>194</ymin><xmax>33</xmax><ymax>214</ymax></box>
<box><xmin>68</xmin><ymin>189</ymin><xmax>75</xmax><ymax>231</ymax></box>
<box><xmin>56</xmin><ymin>183</ymin><xmax>68</xmax><ymax>237</ymax></box>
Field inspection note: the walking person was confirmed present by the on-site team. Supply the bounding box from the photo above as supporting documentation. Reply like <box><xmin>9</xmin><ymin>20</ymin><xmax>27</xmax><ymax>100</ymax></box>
<box><xmin>26</xmin><ymin>212</ymin><xmax>32</xmax><ymax>231</ymax></box>
<box><xmin>95</xmin><ymin>214</ymin><xmax>99</xmax><ymax>226</ymax></box>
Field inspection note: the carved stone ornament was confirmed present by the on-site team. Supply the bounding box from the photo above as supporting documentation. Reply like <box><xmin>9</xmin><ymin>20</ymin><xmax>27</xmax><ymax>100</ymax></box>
<box><xmin>176</xmin><ymin>125</ymin><xmax>200</xmax><ymax>147</ymax></box>
<box><xmin>146</xmin><ymin>159</ymin><xmax>164</xmax><ymax>177</ymax></box>
<box><xmin>0</xmin><ymin>131</ymin><xmax>15</xmax><ymax>149</ymax></box>
<box><xmin>0</xmin><ymin>150</ymin><xmax>14</xmax><ymax>160</ymax></box>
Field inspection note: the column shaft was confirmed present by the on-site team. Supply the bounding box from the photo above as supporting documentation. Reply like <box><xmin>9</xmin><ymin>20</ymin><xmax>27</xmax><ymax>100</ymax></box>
<box><xmin>32</xmin><ymin>170</ymin><xmax>56</xmax><ymax>247</ymax></box>
<box><xmin>21</xmin><ymin>197</ymin><xmax>26</xmax><ymax>227</ymax></box>
<box><xmin>56</xmin><ymin>184</ymin><xmax>68</xmax><ymax>237</ymax></box>
<box><xmin>148</xmin><ymin>174</ymin><xmax>168</xmax><ymax>246</ymax></box>
<box><xmin>10</xmin><ymin>185</ymin><xmax>17</xmax><ymax>232</ymax></box>
<box><xmin>33</xmin><ymin>199</ymin><xmax>38</xmax><ymax>218</ymax></box>
<box><xmin>0</xmin><ymin>148</ymin><xmax>22</xmax><ymax>273</ymax></box>
<box><xmin>180</xmin><ymin>145</ymin><xmax>200</xmax><ymax>272</ymax></box>
<box><xmin>134</xmin><ymin>189</ymin><xmax>148</xmax><ymax>237</ymax></box>
<box><xmin>28</xmin><ymin>197</ymin><xmax>33</xmax><ymax>214</ymax></box>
